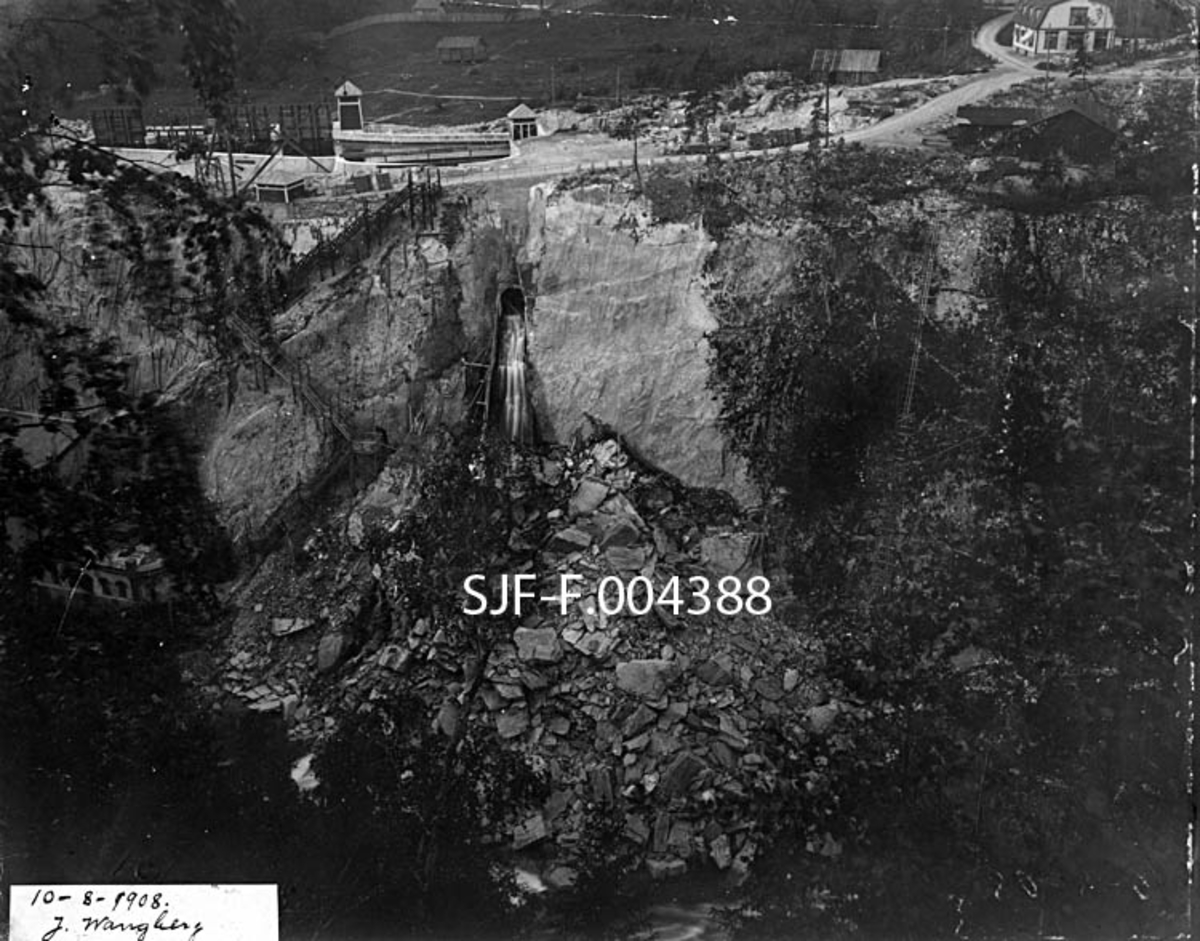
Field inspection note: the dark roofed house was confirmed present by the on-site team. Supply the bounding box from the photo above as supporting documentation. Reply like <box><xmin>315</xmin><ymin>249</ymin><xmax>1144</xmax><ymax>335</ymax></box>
<box><xmin>437</xmin><ymin>35</ymin><xmax>488</xmax><ymax>63</ymax></box>
<box><xmin>810</xmin><ymin>48</ymin><xmax>881</xmax><ymax>85</ymax></box>
<box><xmin>999</xmin><ymin>99</ymin><xmax>1119</xmax><ymax>163</ymax></box>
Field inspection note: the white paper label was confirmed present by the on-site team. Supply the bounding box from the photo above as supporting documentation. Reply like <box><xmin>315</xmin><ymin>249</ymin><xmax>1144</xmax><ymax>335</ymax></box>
<box><xmin>8</xmin><ymin>885</ymin><xmax>278</xmax><ymax>941</ymax></box>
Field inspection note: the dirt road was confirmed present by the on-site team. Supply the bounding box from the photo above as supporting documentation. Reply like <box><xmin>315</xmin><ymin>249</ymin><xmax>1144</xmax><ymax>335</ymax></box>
<box><xmin>444</xmin><ymin>13</ymin><xmax>1036</xmax><ymax>185</ymax></box>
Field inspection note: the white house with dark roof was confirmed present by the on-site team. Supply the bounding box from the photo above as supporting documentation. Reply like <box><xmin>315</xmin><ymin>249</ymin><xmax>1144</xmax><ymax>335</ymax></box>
<box><xmin>1012</xmin><ymin>0</ymin><xmax>1115</xmax><ymax>55</ymax></box>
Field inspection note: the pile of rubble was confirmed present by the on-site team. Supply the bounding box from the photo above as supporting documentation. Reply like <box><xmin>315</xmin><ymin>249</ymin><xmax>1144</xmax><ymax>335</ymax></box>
<box><xmin>217</xmin><ymin>435</ymin><xmax>840</xmax><ymax>883</ymax></box>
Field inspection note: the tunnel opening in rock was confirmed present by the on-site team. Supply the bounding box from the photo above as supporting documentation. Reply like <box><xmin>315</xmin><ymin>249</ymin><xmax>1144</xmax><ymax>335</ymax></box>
<box><xmin>493</xmin><ymin>287</ymin><xmax>535</xmax><ymax>444</ymax></box>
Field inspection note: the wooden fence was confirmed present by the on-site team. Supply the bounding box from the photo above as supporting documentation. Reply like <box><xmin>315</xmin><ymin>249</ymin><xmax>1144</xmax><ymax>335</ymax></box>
<box><xmin>282</xmin><ymin>168</ymin><xmax>443</xmax><ymax>302</ymax></box>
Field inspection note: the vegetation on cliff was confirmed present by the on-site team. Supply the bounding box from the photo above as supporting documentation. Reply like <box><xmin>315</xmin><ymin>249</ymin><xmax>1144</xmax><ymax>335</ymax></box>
<box><xmin>693</xmin><ymin>141</ymin><xmax>1189</xmax><ymax>937</ymax></box>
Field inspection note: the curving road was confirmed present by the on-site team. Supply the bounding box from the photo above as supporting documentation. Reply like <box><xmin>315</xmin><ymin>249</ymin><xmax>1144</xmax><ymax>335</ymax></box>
<box><xmin>842</xmin><ymin>13</ymin><xmax>1038</xmax><ymax>146</ymax></box>
<box><xmin>442</xmin><ymin>13</ymin><xmax>1036</xmax><ymax>185</ymax></box>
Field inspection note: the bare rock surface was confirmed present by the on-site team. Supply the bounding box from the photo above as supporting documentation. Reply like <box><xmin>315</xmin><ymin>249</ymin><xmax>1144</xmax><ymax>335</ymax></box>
<box><xmin>525</xmin><ymin>184</ymin><xmax>756</xmax><ymax>505</ymax></box>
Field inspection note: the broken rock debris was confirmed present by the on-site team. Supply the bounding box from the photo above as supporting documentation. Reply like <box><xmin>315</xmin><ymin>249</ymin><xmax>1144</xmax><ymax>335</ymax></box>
<box><xmin>218</xmin><ymin>435</ymin><xmax>830</xmax><ymax>885</ymax></box>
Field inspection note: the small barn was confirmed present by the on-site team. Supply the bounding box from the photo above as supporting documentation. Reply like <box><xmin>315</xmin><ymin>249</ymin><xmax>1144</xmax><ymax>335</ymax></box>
<box><xmin>507</xmin><ymin>103</ymin><xmax>538</xmax><ymax>141</ymax></box>
<box><xmin>437</xmin><ymin>35</ymin><xmax>488</xmax><ymax>64</ymax></box>
<box><xmin>999</xmin><ymin>100</ymin><xmax>1119</xmax><ymax>163</ymax></box>
<box><xmin>1012</xmin><ymin>0</ymin><xmax>1116</xmax><ymax>55</ymax></box>
<box><xmin>810</xmin><ymin>48</ymin><xmax>882</xmax><ymax>84</ymax></box>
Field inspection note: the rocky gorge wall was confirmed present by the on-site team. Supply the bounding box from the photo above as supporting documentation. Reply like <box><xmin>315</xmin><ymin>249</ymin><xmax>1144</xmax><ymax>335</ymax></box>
<box><xmin>522</xmin><ymin>183</ymin><xmax>757</xmax><ymax>506</ymax></box>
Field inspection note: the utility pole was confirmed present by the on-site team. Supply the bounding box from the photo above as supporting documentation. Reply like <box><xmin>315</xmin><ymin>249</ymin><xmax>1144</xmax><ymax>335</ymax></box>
<box><xmin>825</xmin><ymin>72</ymin><xmax>832</xmax><ymax>148</ymax></box>
<box><xmin>615</xmin><ymin>64</ymin><xmax>622</xmax><ymax>106</ymax></box>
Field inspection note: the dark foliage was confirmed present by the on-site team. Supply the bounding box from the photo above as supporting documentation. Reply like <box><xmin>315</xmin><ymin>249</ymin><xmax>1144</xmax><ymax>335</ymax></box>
<box><xmin>703</xmin><ymin>147</ymin><xmax>1188</xmax><ymax>938</ymax></box>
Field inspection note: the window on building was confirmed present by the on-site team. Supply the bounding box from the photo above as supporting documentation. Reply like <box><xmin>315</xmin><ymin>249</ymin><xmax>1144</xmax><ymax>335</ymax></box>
<box><xmin>1093</xmin><ymin>31</ymin><xmax>1108</xmax><ymax>49</ymax></box>
<box><xmin>1068</xmin><ymin>6</ymin><xmax>1089</xmax><ymax>25</ymax></box>
<box><xmin>99</xmin><ymin>578</ymin><xmax>112</xmax><ymax>596</ymax></box>
<box><xmin>1067</xmin><ymin>30</ymin><xmax>1085</xmax><ymax>48</ymax></box>
<box><xmin>116</xmin><ymin>580</ymin><xmax>128</xmax><ymax>599</ymax></box>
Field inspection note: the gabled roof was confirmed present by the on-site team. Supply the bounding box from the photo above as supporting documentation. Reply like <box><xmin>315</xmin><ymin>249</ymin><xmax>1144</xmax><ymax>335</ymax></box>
<box><xmin>1014</xmin><ymin>0</ymin><xmax>1057</xmax><ymax>28</ymax></box>
<box><xmin>1038</xmin><ymin>98</ymin><xmax>1119</xmax><ymax>134</ymax></box>
<box><xmin>507</xmin><ymin>103</ymin><xmax>536</xmax><ymax>120</ymax></box>
<box><xmin>810</xmin><ymin>48</ymin><xmax>881</xmax><ymax>74</ymax></box>
<box><xmin>957</xmin><ymin>105</ymin><xmax>1042</xmax><ymax>126</ymax></box>
<box><xmin>1014</xmin><ymin>0</ymin><xmax>1111</xmax><ymax>28</ymax></box>
<box><xmin>437</xmin><ymin>34</ymin><xmax>486</xmax><ymax>49</ymax></box>
<box><xmin>334</xmin><ymin>80</ymin><xmax>363</xmax><ymax>98</ymax></box>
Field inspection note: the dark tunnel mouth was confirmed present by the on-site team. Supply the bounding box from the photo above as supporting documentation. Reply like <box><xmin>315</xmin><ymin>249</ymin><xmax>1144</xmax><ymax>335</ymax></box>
<box><xmin>500</xmin><ymin>286</ymin><xmax>525</xmax><ymax>319</ymax></box>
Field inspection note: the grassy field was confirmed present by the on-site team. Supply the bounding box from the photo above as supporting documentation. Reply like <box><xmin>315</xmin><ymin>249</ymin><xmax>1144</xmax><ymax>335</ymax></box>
<box><xmin>57</xmin><ymin>0</ymin><xmax>990</xmax><ymax>127</ymax></box>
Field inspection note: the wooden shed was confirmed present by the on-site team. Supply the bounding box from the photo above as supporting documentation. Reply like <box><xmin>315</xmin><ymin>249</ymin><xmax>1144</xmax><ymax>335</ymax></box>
<box><xmin>810</xmin><ymin>48</ymin><xmax>882</xmax><ymax>84</ymax></box>
<box><xmin>952</xmin><ymin>105</ymin><xmax>1042</xmax><ymax>145</ymax></box>
<box><xmin>437</xmin><ymin>35</ymin><xmax>488</xmax><ymax>63</ymax></box>
<box><xmin>999</xmin><ymin>100</ymin><xmax>1118</xmax><ymax>163</ymax></box>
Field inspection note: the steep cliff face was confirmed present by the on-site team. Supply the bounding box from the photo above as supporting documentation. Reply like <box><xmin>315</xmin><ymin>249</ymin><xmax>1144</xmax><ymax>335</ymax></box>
<box><xmin>192</xmin><ymin>377</ymin><xmax>330</xmax><ymax>541</ymax></box>
<box><xmin>523</xmin><ymin>183</ymin><xmax>757</xmax><ymax>505</ymax></box>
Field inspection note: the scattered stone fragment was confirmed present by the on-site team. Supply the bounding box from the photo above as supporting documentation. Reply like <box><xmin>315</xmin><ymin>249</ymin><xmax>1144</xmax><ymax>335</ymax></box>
<box><xmin>591</xmin><ymin>439</ymin><xmax>627</xmax><ymax>469</ymax></box>
<box><xmin>661</xmin><ymin>701</ymin><xmax>689</xmax><ymax>726</ymax></box>
<box><xmin>709</xmin><ymin>834</ymin><xmax>733</xmax><ymax>869</ymax></box>
<box><xmin>783</xmin><ymin>668</ymin><xmax>800</xmax><ymax>693</ymax></box>
<box><xmin>616</xmin><ymin>659</ymin><xmax>679</xmax><ymax>699</ymax></box>
<box><xmin>622</xmin><ymin>704</ymin><xmax>658</xmax><ymax>737</ymax></box>
<box><xmin>317</xmin><ymin>632</ymin><xmax>348</xmax><ymax>673</ymax></box>
<box><xmin>497</xmin><ymin>708</ymin><xmax>530</xmax><ymax>739</ymax></box>
<box><xmin>696</xmin><ymin>659</ymin><xmax>733</xmax><ymax>687</ymax></box>
<box><xmin>573</xmin><ymin>630</ymin><xmax>618</xmax><ymax>659</ymax></box>
<box><xmin>806</xmin><ymin>703</ymin><xmax>839</xmax><ymax>734</ymax></box>
<box><xmin>548</xmin><ymin>527</ymin><xmax>593</xmax><ymax>553</ymax></box>
<box><xmin>569</xmin><ymin>478</ymin><xmax>609</xmax><ymax>518</ymax></box>
<box><xmin>514</xmin><ymin>627</ymin><xmax>564</xmax><ymax>663</ymax></box>
<box><xmin>435</xmin><ymin>700</ymin><xmax>460</xmax><ymax>738</ymax></box>
<box><xmin>271</xmin><ymin>617</ymin><xmax>314</xmax><ymax>637</ymax></box>
<box><xmin>661</xmin><ymin>752</ymin><xmax>706</xmax><ymax>797</ymax></box>
<box><xmin>590</xmin><ymin>767</ymin><xmax>615</xmax><ymax>805</ymax></box>
<box><xmin>378</xmin><ymin>644</ymin><xmax>411</xmax><ymax>672</ymax></box>
<box><xmin>668</xmin><ymin>820</ymin><xmax>693</xmax><ymax>856</ymax></box>
<box><xmin>652</xmin><ymin>812</ymin><xmax>672</xmax><ymax>852</ymax></box>
<box><xmin>539</xmin><ymin>458</ymin><xmax>563</xmax><ymax>485</ymax></box>
<box><xmin>599</xmin><ymin>517</ymin><xmax>642</xmax><ymax>550</ymax></box>
<box><xmin>547</xmin><ymin>715</ymin><xmax>571</xmax><ymax>735</ymax></box>
<box><xmin>625</xmin><ymin>731</ymin><xmax>651</xmax><ymax>751</ymax></box>
<box><xmin>606</xmin><ymin>545</ymin><xmax>647</xmax><ymax>571</ymax></box>
<box><xmin>625</xmin><ymin>814</ymin><xmax>650</xmax><ymax>844</ymax></box>
<box><xmin>545</xmin><ymin>866</ymin><xmax>578</xmax><ymax>888</ymax></box>
<box><xmin>513</xmin><ymin>813</ymin><xmax>548</xmax><ymax>850</ymax></box>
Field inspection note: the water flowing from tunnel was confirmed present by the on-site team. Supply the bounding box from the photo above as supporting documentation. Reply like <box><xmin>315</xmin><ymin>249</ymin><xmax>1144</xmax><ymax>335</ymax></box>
<box><xmin>497</xmin><ymin>290</ymin><xmax>534</xmax><ymax>445</ymax></box>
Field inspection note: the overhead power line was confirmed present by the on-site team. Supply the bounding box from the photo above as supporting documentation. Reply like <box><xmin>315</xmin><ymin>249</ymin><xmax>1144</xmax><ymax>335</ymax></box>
<box><xmin>453</xmin><ymin>0</ymin><xmax>980</xmax><ymax>32</ymax></box>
